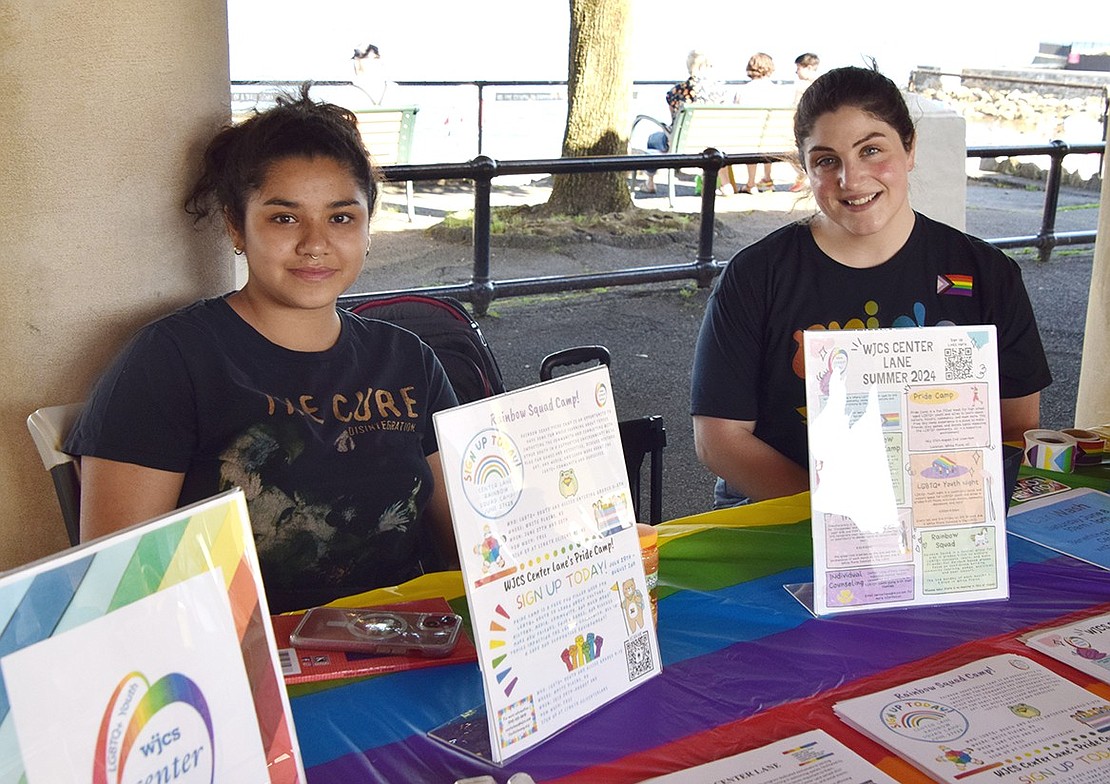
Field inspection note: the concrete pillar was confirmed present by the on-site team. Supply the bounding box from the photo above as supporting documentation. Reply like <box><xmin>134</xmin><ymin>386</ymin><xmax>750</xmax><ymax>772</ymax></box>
<box><xmin>1074</xmin><ymin>141</ymin><xmax>1110</xmax><ymax>428</ymax></box>
<box><xmin>0</xmin><ymin>0</ymin><xmax>233</xmax><ymax>570</ymax></box>
<box><xmin>905</xmin><ymin>92</ymin><xmax>967</xmax><ymax>232</ymax></box>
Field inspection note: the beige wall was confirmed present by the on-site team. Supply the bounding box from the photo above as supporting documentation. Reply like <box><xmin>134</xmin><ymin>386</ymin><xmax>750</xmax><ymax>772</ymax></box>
<box><xmin>0</xmin><ymin>0</ymin><xmax>233</xmax><ymax>570</ymax></box>
<box><xmin>1074</xmin><ymin>141</ymin><xmax>1110</xmax><ymax>428</ymax></box>
<box><xmin>905</xmin><ymin>92</ymin><xmax>967</xmax><ymax>232</ymax></box>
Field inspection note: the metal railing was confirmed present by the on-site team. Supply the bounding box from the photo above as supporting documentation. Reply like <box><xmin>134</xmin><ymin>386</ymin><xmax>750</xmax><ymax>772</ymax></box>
<box><xmin>968</xmin><ymin>140</ymin><xmax>1103</xmax><ymax>262</ymax></box>
<box><xmin>337</xmin><ymin>141</ymin><xmax>1104</xmax><ymax>316</ymax></box>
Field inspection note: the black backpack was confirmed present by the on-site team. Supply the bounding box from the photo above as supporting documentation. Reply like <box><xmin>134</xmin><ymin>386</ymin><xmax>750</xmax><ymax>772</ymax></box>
<box><xmin>349</xmin><ymin>295</ymin><xmax>506</xmax><ymax>405</ymax></box>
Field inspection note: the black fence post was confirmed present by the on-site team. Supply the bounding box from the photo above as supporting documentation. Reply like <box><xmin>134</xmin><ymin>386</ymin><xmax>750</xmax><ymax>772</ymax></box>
<box><xmin>695</xmin><ymin>149</ymin><xmax>726</xmax><ymax>287</ymax></box>
<box><xmin>471</xmin><ymin>155</ymin><xmax>497</xmax><ymax>316</ymax></box>
<box><xmin>1038</xmin><ymin>140</ymin><xmax>1067</xmax><ymax>263</ymax></box>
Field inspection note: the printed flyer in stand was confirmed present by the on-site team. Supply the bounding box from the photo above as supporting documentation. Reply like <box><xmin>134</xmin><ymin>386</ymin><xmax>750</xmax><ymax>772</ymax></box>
<box><xmin>1023</xmin><ymin>610</ymin><xmax>1110</xmax><ymax>685</ymax></box>
<box><xmin>834</xmin><ymin>654</ymin><xmax>1110</xmax><ymax>783</ymax></box>
<box><xmin>433</xmin><ymin>365</ymin><xmax>661</xmax><ymax>764</ymax></box>
<box><xmin>0</xmin><ymin>490</ymin><xmax>304</xmax><ymax>784</ymax></box>
<box><xmin>801</xmin><ymin>325</ymin><xmax>1008</xmax><ymax>617</ymax></box>
<box><xmin>640</xmin><ymin>728</ymin><xmax>900</xmax><ymax>783</ymax></box>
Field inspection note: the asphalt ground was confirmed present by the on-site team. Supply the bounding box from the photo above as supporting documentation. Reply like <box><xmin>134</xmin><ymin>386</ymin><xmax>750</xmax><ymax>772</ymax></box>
<box><xmin>359</xmin><ymin>171</ymin><xmax>1101</xmax><ymax>522</ymax></box>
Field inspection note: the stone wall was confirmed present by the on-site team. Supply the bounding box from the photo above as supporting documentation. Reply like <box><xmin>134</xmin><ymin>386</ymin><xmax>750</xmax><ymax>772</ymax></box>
<box><xmin>908</xmin><ymin>67</ymin><xmax>1107</xmax><ymax>190</ymax></box>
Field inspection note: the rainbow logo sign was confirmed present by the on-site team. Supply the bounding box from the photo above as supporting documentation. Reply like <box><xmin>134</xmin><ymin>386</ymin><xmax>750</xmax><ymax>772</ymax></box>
<box><xmin>880</xmin><ymin>700</ymin><xmax>968</xmax><ymax>742</ymax></box>
<box><xmin>461</xmin><ymin>428</ymin><xmax>525</xmax><ymax>518</ymax></box>
<box><xmin>475</xmin><ymin>454</ymin><xmax>514</xmax><ymax>483</ymax></box>
<box><xmin>93</xmin><ymin>670</ymin><xmax>215</xmax><ymax>784</ymax></box>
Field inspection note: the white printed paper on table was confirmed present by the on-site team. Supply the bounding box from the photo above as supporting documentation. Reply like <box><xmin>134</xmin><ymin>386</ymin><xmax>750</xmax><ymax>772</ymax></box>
<box><xmin>0</xmin><ymin>489</ymin><xmax>304</xmax><ymax>784</ymax></box>
<box><xmin>433</xmin><ymin>365</ymin><xmax>661</xmax><ymax>764</ymax></box>
<box><xmin>834</xmin><ymin>654</ymin><xmax>1110</xmax><ymax>784</ymax></box>
<box><xmin>1024</xmin><ymin>610</ymin><xmax>1110</xmax><ymax>685</ymax></box>
<box><xmin>640</xmin><ymin>728</ymin><xmax>899</xmax><ymax>783</ymax></box>
<box><xmin>799</xmin><ymin>325</ymin><xmax>1008</xmax><ymax>616</ymax></box>
<box><xmin>1007</xmin><ymin>488</ymin><xmax>1110</xmax><ymax>570</ymax></box>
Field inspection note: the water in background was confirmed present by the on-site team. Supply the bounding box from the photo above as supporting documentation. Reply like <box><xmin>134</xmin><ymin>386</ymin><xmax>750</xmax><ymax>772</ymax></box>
<box><xmin>233</xmin><ymin>81</ymin><xmax>682</xmax><ymax>165</ymax></box>
<box><xmin>228</xmin><ymin>0</ymin><xmax>1102</xmax><ymax>168</ymax></box>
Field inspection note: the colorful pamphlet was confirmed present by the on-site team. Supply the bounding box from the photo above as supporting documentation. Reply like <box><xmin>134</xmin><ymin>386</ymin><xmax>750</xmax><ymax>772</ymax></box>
<box><xmin>1006</xmin><ymin>488</ymin><xmax>1110</xmax><ymax>570</ymax></box>
<box><xmin>834</xmin><ymin>654</ymin><xmax>1110</xmax><ymax>783</ymax></box>
<box><xmin>798</xmin><ymin>325</ymin><xmax>1008</xmax><ymax>616</ymax></box>
<box><xmin>1011</xmin><ymin>474</ymin><xmax>1072</xmax><ymax>504</ymax></box>
<box><xmin>0</xmin><ymin>490</ymin><xmax>304</xmax><ymax>783</ymax></box>
<box><xmin>271</xmin><ymin>598</ymin><xmax>478</xmax><ymax>684</ymax></box>
<box><xmin>1023</xmin><ymin>611</ymin><xmax>1110</xmax><ymax>684</ymax></box>
<box><xmin>640</xmin><ymin>728</ymin><xmax>899</xmax><ymax>783</ymax></box>
<box><xmin>431</xmin><ymin>365</ymin><xmax>662</xmax><ymax>764</ymax></box>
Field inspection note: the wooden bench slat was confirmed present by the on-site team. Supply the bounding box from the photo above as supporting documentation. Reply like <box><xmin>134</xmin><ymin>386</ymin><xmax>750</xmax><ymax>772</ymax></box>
<box><xmin>351</xmin><ymin>106</ymin><xmax>420</xmax><ymax>220</ymax></box>
<box><xmin>645</xmin><ymin>104</ymin><xmax>798</xmax><ymax>205</ymax></box>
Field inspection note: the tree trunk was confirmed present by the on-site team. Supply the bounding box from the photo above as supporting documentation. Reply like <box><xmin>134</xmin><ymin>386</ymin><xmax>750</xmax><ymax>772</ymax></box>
<box><xmin>545</xmin><ymin>0</ymin><xmax>633</xmax><ymax>216</ymax></box>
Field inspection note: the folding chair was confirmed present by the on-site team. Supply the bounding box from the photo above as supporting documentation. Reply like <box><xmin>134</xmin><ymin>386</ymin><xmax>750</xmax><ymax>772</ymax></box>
<box><xmin>539</xmin><ymin>346</ymin><xmax>667</xmax><ymax>525</ymax></box>
<box><xmin>27</xmin><ymin>403</ymin><xmax>84</xmax><ymax>546</ymax></box>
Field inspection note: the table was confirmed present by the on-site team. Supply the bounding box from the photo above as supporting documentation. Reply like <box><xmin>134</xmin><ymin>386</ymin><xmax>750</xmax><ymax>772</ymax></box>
<box><xmin>289</xmin><ymin>471</ymin><xmax>1110</xmax><ymax>784</ymax></box>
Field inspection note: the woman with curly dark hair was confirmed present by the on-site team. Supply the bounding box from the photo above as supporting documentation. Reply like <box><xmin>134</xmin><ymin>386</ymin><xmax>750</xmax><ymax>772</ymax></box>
<box><xmin>67</xmin><ymin>86</ymin><xmax>459</xmax><ymax>612</ymax></box>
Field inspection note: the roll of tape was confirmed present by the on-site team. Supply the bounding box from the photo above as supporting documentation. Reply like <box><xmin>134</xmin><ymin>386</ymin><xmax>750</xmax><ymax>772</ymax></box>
<box><xmin>1023</xmin><ymin>429</ymin><xmax>1077</xmax><ymax>473</ymax></box>
<box><xmin>1061</xmin><ymin>428</ymin><xmax>1106</xmax><ymax>466</ymax></box>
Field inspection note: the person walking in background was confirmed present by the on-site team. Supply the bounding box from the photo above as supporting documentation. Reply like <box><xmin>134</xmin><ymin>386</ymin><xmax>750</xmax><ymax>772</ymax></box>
<box><xmin>790</xmin><ymin>52</ymin><xmax>821</xmax><ymax>192</ymax></box>
<box><xmin>729</xmin><ymin>53</ymin><xmax>793</xmax><ymax>193</ymax></box>
<box><xmin>642</xmin><ymin>50</ymin><xmax>727</xmax><ymax>193</ymax></box>
<box><xmin>692</xmin><ymin>65</ymin><xmax>1050</xmax><ymax>507</ymax></box>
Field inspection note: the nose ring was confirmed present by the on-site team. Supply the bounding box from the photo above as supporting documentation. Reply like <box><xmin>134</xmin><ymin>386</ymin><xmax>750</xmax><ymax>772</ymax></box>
<box><xmin>308</xmin><ymin>254</ymin><xmax>320</xmax><ymax>260</ymax></box>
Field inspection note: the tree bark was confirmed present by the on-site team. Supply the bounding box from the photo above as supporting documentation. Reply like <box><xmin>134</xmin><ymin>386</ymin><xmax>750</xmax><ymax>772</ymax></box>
<box><xmin>545</xmin><ymin>0</ymin><xmax>633</xmax><ymax>216</ymax></box>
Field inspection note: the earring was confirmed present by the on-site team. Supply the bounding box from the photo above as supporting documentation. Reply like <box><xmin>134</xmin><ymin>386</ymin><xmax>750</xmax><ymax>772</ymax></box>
<box><xmin>233</xmin><ymin>247</ymin><xmax>244</xmax><ymax>256</ymax></box>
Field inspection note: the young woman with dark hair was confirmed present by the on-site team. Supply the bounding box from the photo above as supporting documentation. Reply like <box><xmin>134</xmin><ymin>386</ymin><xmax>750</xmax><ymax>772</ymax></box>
<box><xmin>692</xmin><ymin>66</ymin><xmax>1051</xmax><ymax>508</ymax></box>
<box><xmin>67</xmin><ymin>86</ymin><xmax>459</xmax><ymax>611</ymax></box>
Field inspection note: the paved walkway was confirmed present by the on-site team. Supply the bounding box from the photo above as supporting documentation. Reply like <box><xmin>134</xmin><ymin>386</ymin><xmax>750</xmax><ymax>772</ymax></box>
<box><xmin>359</xmin><ymin>174</ymin><xmax>1101</xmax><ymax>521</ymax></box>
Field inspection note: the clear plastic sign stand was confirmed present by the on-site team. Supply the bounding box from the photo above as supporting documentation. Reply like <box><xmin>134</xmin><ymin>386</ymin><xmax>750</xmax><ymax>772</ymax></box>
<box><xmin>430</xmin><ymin>365</ymin><xmax>661</xmax><ymax>765</ymax></box>
<box><xmin>787</xmin><ymin>325</ymin><xmax>1008</xmax><ymax>619</ymax></box>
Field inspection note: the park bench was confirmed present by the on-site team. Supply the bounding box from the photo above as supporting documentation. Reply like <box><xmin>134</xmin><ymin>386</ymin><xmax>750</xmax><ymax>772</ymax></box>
<box><xmin>353</xmin><ymin>106</ymin><xmax>420</xmax><ymax>221</ymax></box>
<box><xmin>632</xmin><ymin>104</ymin><xmax>796</xmax><ymax>206</ymax></box>
<box><xmin>233</xmin><ymin>100</ymin><xmax>421</xmax><ymax>222</ymax></box>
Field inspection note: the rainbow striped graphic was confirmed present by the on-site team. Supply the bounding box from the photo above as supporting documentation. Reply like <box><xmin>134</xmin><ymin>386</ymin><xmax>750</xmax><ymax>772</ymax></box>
<box><xmin>93</xmin><ymin>672</ymin><xmax>215</xmax><ymax>784</ymax></box>
<box><xmin>937</xmin><ymin>274</ymin><xmax>974</xmax><ymax>297</ymax></box>
<box><xmin>896</xmin><ymin>708</ymin><xmax>949</xmax><ymax>729</ymax></box>
<box><xmin>475</xmin><ymin>455</ymin><xmax>512</xmax><ymax>484</ymax></box>
<box><xmin>0</xmin><ymin>491</ymin><xmax>303</xmax><ymax>784</ymax></box>
<box><xmin>488</xmin><ymin>604</ymin><xmax>518</xmax><ymax>697</ymax></box>
<box><xmin>933</xmin><ymin>456</ymin><xmax>957</xmax><ymax>472</ymax></box>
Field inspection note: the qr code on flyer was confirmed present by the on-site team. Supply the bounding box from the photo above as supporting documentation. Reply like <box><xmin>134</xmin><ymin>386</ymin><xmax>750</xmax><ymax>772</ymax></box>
<box><xmin>944</xmin><ymin>346</ymin><xmax>973</xmax><ymax>380</ymax></box>
<box><xmin>624</xmin><ymin>630</ymin><xmax>655</xmax><ymax>681</ymax></box>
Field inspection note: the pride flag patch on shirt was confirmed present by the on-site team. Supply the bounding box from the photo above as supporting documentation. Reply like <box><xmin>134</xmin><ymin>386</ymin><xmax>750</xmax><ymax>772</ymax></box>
<box><xmin>937</xmin><ymin>274</ymin><xmax>974</xmax><ymax>297</ymax></box>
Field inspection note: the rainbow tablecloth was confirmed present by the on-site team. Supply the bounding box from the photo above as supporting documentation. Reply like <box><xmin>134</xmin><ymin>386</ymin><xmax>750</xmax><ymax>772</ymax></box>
<box><xmin>291</xmin><ymin>491</ymin><xmax>1110</xmax><ymax>783</ymax></box>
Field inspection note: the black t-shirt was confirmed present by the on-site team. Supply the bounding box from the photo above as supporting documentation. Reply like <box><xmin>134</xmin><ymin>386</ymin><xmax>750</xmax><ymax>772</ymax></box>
<box><xmin>66</xmin><ymin>296</ymin><xmax>459</xmax><ymax>611</ymax></box>
<box><xmin>691</xmin><ymin>213</ymin><xmax>1052</xmax><ymax>469</ymax></box>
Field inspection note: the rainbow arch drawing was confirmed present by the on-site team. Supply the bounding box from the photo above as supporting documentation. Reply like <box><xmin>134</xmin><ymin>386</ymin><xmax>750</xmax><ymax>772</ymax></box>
<box><xmin>475</xmin><ymin>455</ymin><xmax>513</xmax><ymax>484</ymax></box>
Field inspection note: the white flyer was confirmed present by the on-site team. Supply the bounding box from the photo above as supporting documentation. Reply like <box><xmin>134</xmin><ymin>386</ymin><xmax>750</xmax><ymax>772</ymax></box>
<box><xmin>0</xmin><ymin>490</ymin><xmax>304</xmax><ymax>784</ymax></box>
<box><xmin>800</xmin><ymin>325</ymin><xmax>1008</xmax><ymax>616</ymax></box>
<box><xmin>834</xmin><ymin>654</ymin><xmax>1110</xmax><ymax>784</ymax></box>
<box><xmin>1023</xmin><ymin>611</ymin><xmax>1110</xmax><ymax>685</ymax></box>
<box><xmin>640</xmin><ymin>728</ymin><xmax>899</xmax><ymax>783</ymax></box>
<box><xmin>433</xmin><ymin>365</ymin><xmax>661</xmax><ymax>764</ymax></box>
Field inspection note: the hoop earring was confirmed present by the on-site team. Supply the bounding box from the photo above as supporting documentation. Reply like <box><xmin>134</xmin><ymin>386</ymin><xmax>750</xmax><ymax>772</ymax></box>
<box><xmin>233</xmin><ymin>247</ymin><xmax>244</xmax><ymax>256</ymax></box>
